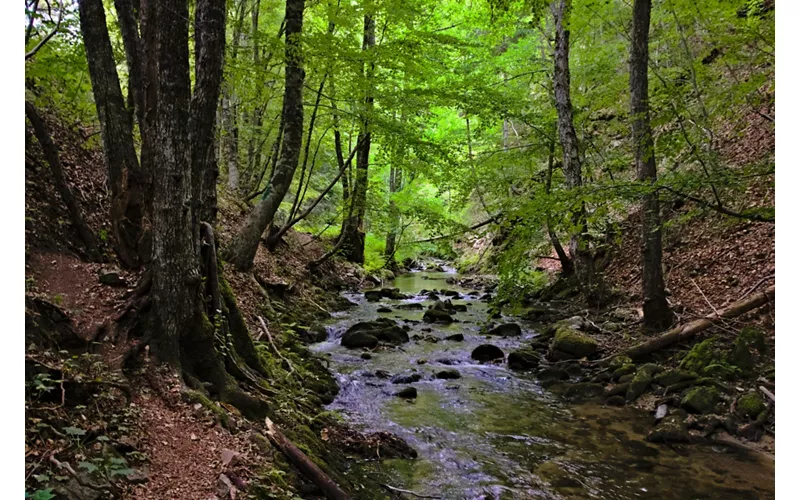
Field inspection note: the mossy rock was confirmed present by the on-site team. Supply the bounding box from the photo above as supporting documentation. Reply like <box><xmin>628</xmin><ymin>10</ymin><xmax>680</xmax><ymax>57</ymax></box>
<box><xmin>536</xmin><ymin>367</ymin><xmax>569</xmax><ymax>382</ymax></box>
<box><xmin>738</xmin><ymin>326</ymin><xmax>767</xmax><ymax>353</ymax></box>
<box><xmin>550</xmin><ymin>326</ymin><xmax>599</xmax><ymax>359</ymax></box>
<box><xmin>679</xmin><ymin>338</ymin><xmax>719</xmax><ymax>374</ymax></box>
<box><xmin>647</xmin><ymin>415</ymin><xmax>690</xmax><ymax>443</ymax></box>
<box><xmin>612</xmin><ymin>363</ymin><xmax>636</xmax><ymax>381</ymax></box>
<box><xmin>680</xmin><ymin>386</ymin><xmax>719</xmax><ymax>414</ymax></box>
<box><xmin>654</xmin><ymin>369</ymin><xmax>696</xmax><ymax>387</ymax></box>
<box><xmin>702</xmin><ymin>362</ymin><xmax>741</xmax><ymax>380</ymax></box>
<box><xmin>625</xmin><ymin>364</ymin><xmax>662</xmax><ymax>401</ymax></box>
<box><xmin>423</xmin><ymin>309</ymin><xmax>454</xmax><ymax>324</ymax></box>
<box><xmin>435</xmin><ymin>369</ymin><xmax>461</xmax><ymax>380</ymax></box>
<box><xmin>609</xmin><ymin>356</ymin><xmax>633</xmax><ymax>370</ymax></box>
<box><xmin>182</xmin><ymin>389</ymin><xmax>232</xmax><ymax>429</ymax></box>
<box><xmin>736</xmin><ymin>392</ymin><xmax>766</xmax><ymax>419</ymax></box>
<box><xmin>728</xmin><ymin>335</ymin><xmax>758</xmax><ymax>374</ymax></box>
<box><xmin>340</xmin><ymin>330</ymin><xmax>378</xmax><ymax>349</ymax></box>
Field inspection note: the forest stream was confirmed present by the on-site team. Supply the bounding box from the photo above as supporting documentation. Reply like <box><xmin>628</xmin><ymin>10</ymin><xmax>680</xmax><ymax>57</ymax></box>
<box><xmin>312</xmin><ymin>268</ymin><xmax>775</xmax><ymax>500</ymax></box>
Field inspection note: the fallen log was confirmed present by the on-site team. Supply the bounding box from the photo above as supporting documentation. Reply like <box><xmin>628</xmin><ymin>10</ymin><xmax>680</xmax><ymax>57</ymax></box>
<box><xmin>624</xmin><ymin>286</ymin><xmax>774</xmax><ymax>360</ymax></box>
<box><xmin>264</xmin><ymin>418</ymin><xmax>350</xmax><ymax>500</ymax></box>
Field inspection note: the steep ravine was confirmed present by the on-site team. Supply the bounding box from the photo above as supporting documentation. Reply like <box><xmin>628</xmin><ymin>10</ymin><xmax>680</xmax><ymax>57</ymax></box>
<box><xmin>312</xmin><ymin>269</ymin><xmax>774</xmax><ymax>500</ymax></box>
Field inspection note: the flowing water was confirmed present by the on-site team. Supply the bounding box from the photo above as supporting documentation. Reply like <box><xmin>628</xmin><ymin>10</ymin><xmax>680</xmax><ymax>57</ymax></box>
<box><xmin>311</xmin><ymin>270</ymin><xmax>775</xmax><ymax>499</ymax></box>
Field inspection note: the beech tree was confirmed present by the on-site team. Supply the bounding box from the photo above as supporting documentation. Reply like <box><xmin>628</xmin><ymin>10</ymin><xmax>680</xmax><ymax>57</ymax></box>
<box><xmin>630</xmin><ymin>0</ymin><xmax>673</xmax><ymax>330</ymax></box>
<box><xmin>225</xmin><ymin>0</ymin><xmax>306</xmax><ymax>271</ymax></box>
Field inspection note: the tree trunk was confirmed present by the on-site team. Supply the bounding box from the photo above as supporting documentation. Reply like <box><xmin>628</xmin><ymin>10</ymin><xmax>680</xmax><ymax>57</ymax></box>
<box><xmin>25</xmin><ymin>101</ymin><xmax>101</xmax><ymax>262</ymax></box>
<box><xmin>149</xmin><ymin>0</ymin><xmax>197</xmax><ymax>366</ymax></box>
<box><xmin>339</xmin><ymin>14</ymin><xmax>375</xmax><ymax>264</ymax></box>
<box><xmin>552</xmin><ymin>0</ymin><xmax>605</xmax><ymax>307</ymax></box>
<box><xmin>190</xmin><ymin>0</ymin><xmax>227</xmax><ymax>226</ymax></box>
<box><xmin>78</xmin><ymin>0</ymin><xmax>147</xmax><ymax>269</ymax></box>
<box><xmin>224</xmin><ymin>0</ymin><xmax>306</xmax><ymax>271</ymax></box>
<box><xmin>222</xmin><ymin>0</ymin><xmax>248</xmax><ymax>192</ymax></box>
<box><xmin>630</xmin><ymin>0</ymin><xmax>673</xmax><ymax>331</ymax></box>
<box><xmin>545</xmin><ymin>138</ymin><xmax>573</xmax><ymax>276</ymax></box>
<box><xmin>384</xmin><ymin>165</ymin><xmax>401</xmax><ymax>266</ymax></box>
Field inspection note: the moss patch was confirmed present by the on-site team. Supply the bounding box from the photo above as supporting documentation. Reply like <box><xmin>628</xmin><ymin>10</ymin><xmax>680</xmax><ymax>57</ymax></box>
<box><xmin>737</xmin><ymin>392</ymin><xmax>766</xmax><ymax>419</ymax></box>
<box><xmin>551</xmin><ymin>326</ymin><xmax>599</xmax><ymax>358</ymax></box>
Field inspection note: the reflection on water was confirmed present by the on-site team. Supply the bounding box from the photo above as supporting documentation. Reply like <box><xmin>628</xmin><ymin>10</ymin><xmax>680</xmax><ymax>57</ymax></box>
<box><xmin>312</xmin><ymin>270</ymin><xmax>775</xmax><ymax>499</ymax></box>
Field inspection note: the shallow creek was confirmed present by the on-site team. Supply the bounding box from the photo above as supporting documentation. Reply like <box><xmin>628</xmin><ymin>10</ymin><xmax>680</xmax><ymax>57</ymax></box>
<box><xmin>311</xmin><ymin>270</ymin><xmax>774</xmax><ymax>499</ymax></box>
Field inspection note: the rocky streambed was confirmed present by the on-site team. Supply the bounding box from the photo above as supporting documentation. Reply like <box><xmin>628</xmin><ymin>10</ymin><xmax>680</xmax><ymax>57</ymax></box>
<box><xmin>311</xmin><ymin>270</ymin><xmax>774</xmax><ymax>499</ymax></box>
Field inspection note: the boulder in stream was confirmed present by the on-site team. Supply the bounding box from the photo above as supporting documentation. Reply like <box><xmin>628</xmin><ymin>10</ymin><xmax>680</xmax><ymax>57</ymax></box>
<box><xmin>507</xmin><ymin>349</ymin><xmax>540</xmax><ymax>371</ymax></box>
<box><xmin>391</xmin><ymin>373</ymin><xmax>423</xmax><ymax>384</ymax></box>
<box><xmin>341</xmin><ymin>319</ymin><xmax>409</xmax><ymax>348</ymax></box>
<box><xmin>646</xmin><ymin>415</ymin><xmax>691</xmax><ymax>443</ymax></box>
<box><xmin>377</xmin><ymin>306</ymin><xmax>393</xmax><ymax>313</ymax></box>
<box><xmin>435</xmin><ymin>369</ymin><xmax>461</xmax><ymax>380</ymax></box>
<box><xmin>340</xmin><ymin>330</ymin><xmax>378</xmax><ymax>349</ymax></box>
<box><xmin>364</xmin><ymin>290</ymin><xmax>383</xmax><ymax>302</ymax></box>
<box><xmin>397</xmin><ymin>303</ymin><xmax>424</xmax><ymax>310</ymax></box>
<box><xmin>423</xmin><ymin>309</ymin><xmax>454</xmax><ymax>323</ymax></box>
<box><xmin>444</xmin><ymin>333</ymin><xmax>464</xmax><ymax>342</ymax></box>
<box><xmin>485</xmin><ymin>323</ymin><xmax>522</xmax><ymax>337</ymax></box>
<box><xmin>395</xmin><ymin>387</ymin><xmax>417</xmax><ymax>399</ymax></box>
<box><xmin>471</xmin><ymin>344</ymin><xmax>504</xmax><ymax>362</ymax></box>
<box><xmin>562</xmin><ymin>382</ymin><xmax>605</xmax><ymax>401</ymax></box>
<box><xmin>549</xmin><ymin>324</ymin><xmax>599</xmax><ymax>359</ymax></box>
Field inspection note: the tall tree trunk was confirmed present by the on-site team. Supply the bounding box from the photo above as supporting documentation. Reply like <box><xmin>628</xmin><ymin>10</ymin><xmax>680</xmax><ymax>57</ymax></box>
<box><xmin>551</xmin><ymin>0</ymin><xmax>605</xmax><ymax>307</ymax></box>
<box><xmin>224</xmin><ymin>0</ymin><xmax>306</xmax><ymax>271</ymax></box>
<box><xmin>384</xmin><ymin>164</ymin><xmax>401</xmax><ymax>266</ymax></box>
<box><xmin>339</xmin><ymin>13</ymin><xmax>375</xmax><ymax>264</ymax></box>
<box><xmin>149</xmin><ymin>0</ymin><xmax>197</xmax><ymax>365</ymax></box>
<box><xmin>630</xmin><ymin>0</ymin><xmax>672</xmax><ymax>330</ymax></box>
<box><xmin>26</xmin><ymin>101</ymin><xmax>101</xmax><ymax>262</ymax></box>
<box><xmin>78</xmin><ymin>0</ymin><xmax>147</xmax><ymax>268</ymax></box>
<box><xmin>190</xmin><ymin>0</ymin><xmax>227</xmax><ymax>226</ymax></box>
<box><xmin>222</xmin><ymin>0</ymin><xmax>248</xmax><ymax>192</ymax></box>
<box><xmin>545</xmin><ymin>138</ymin><xmax>573</xmax><ymax>276</ymax></box>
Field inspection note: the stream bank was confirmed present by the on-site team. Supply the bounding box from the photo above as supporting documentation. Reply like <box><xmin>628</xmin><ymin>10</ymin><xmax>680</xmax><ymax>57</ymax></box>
<box><xmin>312</xmin><ymin>268</ymin><xmax>775</xmax><ymax>499</ymax></box>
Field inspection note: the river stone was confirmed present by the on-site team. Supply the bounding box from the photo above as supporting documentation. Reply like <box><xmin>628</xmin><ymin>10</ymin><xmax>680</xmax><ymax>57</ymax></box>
<box><xmin>423</xmin><ymin>309</ymin><xmax>454</xmax><ymax>323</ymax></box>
<box><xmin>391</xmin><ymin>373</ymin><xmax>422</xmax><ymax>384</ymax></box>
<box><xmin>485</xmin><ymin>323</ymin><xmax>522</xmax><ymax>337</ymax></box>
<box><xmin>435</xmin><ymin>369</ymin><xmax>461</xmax><ymax>380</ymax></box>
<box><xmin>451</xmin><ymin>304</ymin><xmax>468</xmax><ymax>312</ymax></box>
<box><xmin>480</xmin><ymin>293</ymin><xmax>492</xmax><ymax>301</ymax></box>
<box><xmin>612</xmin><ymin>363</ymin><xmax>636</xmax><ymax>381</ymax></box>
<box><xmin>364</xmin><ymin>290</ymin><xmax>383</xmax><ymax>302</ymax></box>
<box><xmin>442</xmin><ymin>290</ymin><xmax>462</xmax><ymax>298</ymax></box>
<box><xmin>360</xmin><ymin>353</ymin><xmax>372</xmax><ymax>360</ymax></box>
<box><xmin>655</xmin><ymin>404</ymin><xmax>669</xmax><ymax>422</ymax></box>
<box><xmin>426</xmin><ymin>292</ymin><xmax>440</xmax><ymax>300</ymax></box>
<box><xmin>381</xmin><ymin>288</ymin><xmax>410</xmax><ymax>300</ymax></box>
<box><xmin>340</xmin><ymin>330</ymin><xmax>378</xmax><ymax>348</ymax></box>
<box><xmin>395</xmin><ymin>387</ymin><xmax>417</xmax><ymax>399</ymax></box>
<box><xmin>397</xmin><ymin>303</ymin><xmax>424</xmax><ymax>310</ymax></box>
<box><xmin>301</xmin><ymin>324</ymin><xmax>328</xmax><ymax>343</ymax></box>
<box><xmin>377</xmin><ymin>306</ymin><xmax>393</xmax><ymax>313</ymax></box>
<box><xmin>618</xmin><ymin>373</ymin><xmax>635</xmax><ymax>384</ymax></box>
<box><xmin>536</xmin><ymin>367</ymin><xmax>569</xmax><ymax>382</ymax></box>
<box><xmin>471</xmin><ymin>344</ymin><xmax>504</xmax><ymax>362</ymax></box>
<box><xmin>646</xmin><ymin>415</ymin><xmax>691</xmax><ymax>443</ymax></box>
<box><xmin>444</xmin><ymin>333</ymin><xmax>464</xmax><ymax>342</ymax></box>
<box><xmin>680</xmin><ymin>386</ymin><xmax>719</xmax><ymax>414</ymax></box>
<box><xmin>507</xmin><ymin>349</ymin><xmax>540</xmax><ymax>371</ymax></box>
<box><xmin>736</xmin><ymin>392</ymin><xmax>766</xmax><ymax>419</ymax></box>
<box><xmin>549</xmin><ymin>326</ymin><xmax>599</xmax><ymax>359</ymax></box>
<box><xmin>375</xmin><ymin>370</ymin><xmax>391</xmax><ymax>379</ymax></box>
<box><xmin>626</xmin><ymin>364</ymin><xmax>662</xmax><ymax>401</ymax></box>
<box><xmin>563</xmin><ymin>382</ymin><xmax>605</xmax><ymax>401</ymax></box>
<box><xmin>606</xmin><ymin>395</ymin><xmax>626</xmax><ymax>406</ymax></box>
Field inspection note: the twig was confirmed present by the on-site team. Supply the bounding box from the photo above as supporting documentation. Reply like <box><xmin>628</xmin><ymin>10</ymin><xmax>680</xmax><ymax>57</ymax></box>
<box><xmin>257</xmin><ymin>316</ymin><xmax>295</xmax><ymax>376</ymax></box>
<box><xmin>759</xmin><ymin>386</ymin><xmax>775</xmax><ymax>402</ymax></box>
<box><xmin>738</xmin><ymin>274</ymin><xmax>775</xmax><ymax>302</ymax></box>
<box><xmin>689</xmin><ymin>277</ymin><xmax>719</xmax><ymax>316</ymax></box>
<box><xmin>379</xmin><ymin>483</ymin><xmax>442</xmax><ymax>499</ymax></box>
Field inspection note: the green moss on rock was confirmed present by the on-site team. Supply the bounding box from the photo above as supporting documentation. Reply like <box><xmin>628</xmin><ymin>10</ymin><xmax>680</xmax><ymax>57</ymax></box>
<box><xmin>680</xmin><ymin>386</ymin><xmax>719</xmax><ymax>414</ymax></box>
<box><xmin>550</xmin><ymin>327</ymin><xmax>599</xmax><ymax>358</ymax></box>
<box><xmin>679</xmin><ymin>338</ymin><xmax>718</xmax><ymax>374</ymax></box>
<box><xmin>737</xmin><ymin>392</ymin><xmax>766</xmax><ymax>419</ymax></box>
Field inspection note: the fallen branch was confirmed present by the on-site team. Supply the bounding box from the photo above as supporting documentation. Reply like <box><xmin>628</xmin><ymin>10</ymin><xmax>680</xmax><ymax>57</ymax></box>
<box><xmin>379</xmin><ymin>483</ymin><xmax>442</xmax><ymax>499</ymax></box>
<box><xmin>623</xmin><ymin>285</ymin><xmax>774</xmax><ymax>360</ymax></box>
<box><xmin>264</xmin><ymin>417</ymin><xmax>350</xmax><ymax>500</ymax></box>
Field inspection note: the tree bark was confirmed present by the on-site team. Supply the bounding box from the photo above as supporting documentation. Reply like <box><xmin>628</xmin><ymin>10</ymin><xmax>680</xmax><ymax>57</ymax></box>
<box><xmin>551</xmin><ymin>0</ymin><xmax>605</xmax><ymax>307</ymax></box>
<box><xmin>384</xmin><ymin>165</ymin><xmax>401</xmax><ymax>266</ymax></box>
<box><xmin>25</xmin><ymin>101</ymin><xmax>101</xmax><ymax>262</ymax></box>
<box><xmin>339</xmin><ymin>14</ymin><xmax>375</xmax><ymax>264</ymax></box>
<box><xmin>190</xmin><ymin>0</ymin><xmax>227</xmax><ymax>226</ymax></box>
<box><xmin>149</xmin><ymin>0</ymin><xmax>197</xmax><ymax>365</ymax></box>
<box><xmin>544</xmin><ymin>138</ymin><xmax>573</xmax><ymax>276</ymax></box>
<box><xmin>78</xmin><ymin>0</ymin><xmax>147</xmax><ymax>269</ymax></box>
<box><xmin>222</xmin><ymin>0</ymin><xmax>248</xmax><ymax>192</ymax></box>
<box><xmin>630</xmin><ymin>0</ymin><xmax>673</xmax><ymax>331</ymax></box>
<box><xmin>225</xmin><ymin>0</ymin><xmax>306</xmax><ymax>271</ymax></box>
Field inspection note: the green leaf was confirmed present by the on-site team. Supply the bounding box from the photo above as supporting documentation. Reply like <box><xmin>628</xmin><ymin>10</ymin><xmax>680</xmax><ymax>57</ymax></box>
<box><xmin>109</xmin><ymin>467</ymin><xmax>136</xmax><ymax>478</ymax></box>
<box><xmin>78</xmin><ymin>461</ymin><xmax>98</xmax><ymax>473</ymax></box>
<box><xmin>63</xmin><ymin>426</ymin><xmax>86</xmax><ymax>436</ymax></box>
